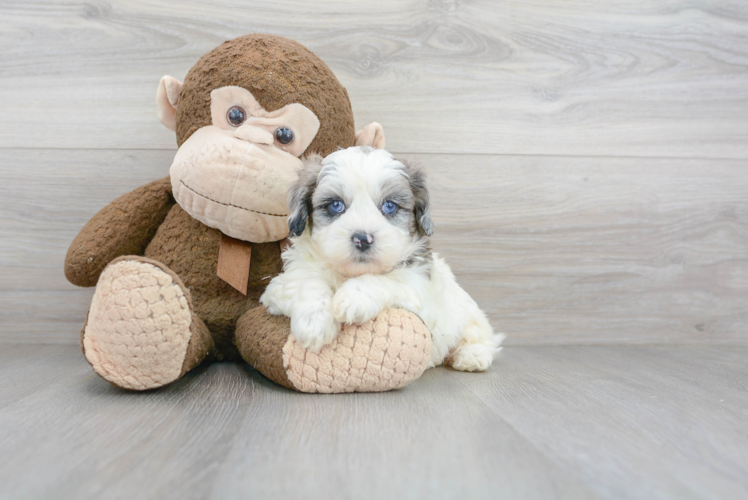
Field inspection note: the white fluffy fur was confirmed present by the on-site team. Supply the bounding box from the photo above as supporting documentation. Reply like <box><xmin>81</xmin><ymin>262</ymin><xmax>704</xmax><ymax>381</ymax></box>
<box><xmin>260</xmin><ymin>147</ymin><xmax>503</xmax><ymax>371</ymax></box>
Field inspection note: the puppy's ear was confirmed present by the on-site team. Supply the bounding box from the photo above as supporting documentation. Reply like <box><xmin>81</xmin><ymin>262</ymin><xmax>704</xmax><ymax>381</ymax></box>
<box><xmin>287</xmin><ymin>154</ymin><xmax>323</xmax><ymax>237</ymax></box>
<box><xmin>401</xmin><ymin>159</ymin><xmax>434</xmax><ymax>237</ymax></box>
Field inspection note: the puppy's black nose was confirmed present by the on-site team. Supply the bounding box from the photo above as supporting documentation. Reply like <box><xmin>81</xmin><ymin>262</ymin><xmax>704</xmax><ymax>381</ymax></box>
<box><xmin>352</xmin><ymin>232</ymin><xmax>374</xmax><ymax>252</ymax></box>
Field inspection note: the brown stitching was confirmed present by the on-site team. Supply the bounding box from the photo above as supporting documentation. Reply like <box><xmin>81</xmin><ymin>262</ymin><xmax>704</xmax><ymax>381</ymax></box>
<box><xmin>180</xmin><ymin>180</ymin><xmax>287</xmax><ymax>217</ymax></box>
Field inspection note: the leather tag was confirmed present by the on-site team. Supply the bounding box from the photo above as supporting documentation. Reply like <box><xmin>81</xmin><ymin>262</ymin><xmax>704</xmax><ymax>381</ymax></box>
<box><xmin>217</xmin><ymin>234</ymin><xmax>252</xmax><ymax>295</ymax></box>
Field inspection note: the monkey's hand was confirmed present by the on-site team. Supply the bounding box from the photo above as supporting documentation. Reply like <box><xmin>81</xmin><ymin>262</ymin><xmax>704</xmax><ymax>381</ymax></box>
<box><xmin>64</xmin><ymin>177</ymin><xmax>175</xmax><ymax>287</ymax></box>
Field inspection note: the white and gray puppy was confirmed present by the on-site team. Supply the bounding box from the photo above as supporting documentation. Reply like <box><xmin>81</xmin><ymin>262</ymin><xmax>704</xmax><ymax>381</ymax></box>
<box><xmin>260</xmin><ymin>146</ymin><xmax>503</xmax><ymax>371</ymax></box>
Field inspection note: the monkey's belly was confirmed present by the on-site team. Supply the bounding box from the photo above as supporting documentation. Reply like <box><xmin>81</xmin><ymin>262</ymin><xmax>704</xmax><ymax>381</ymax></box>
<box><xmin>144</xmin><ymin>204</ymin><xmax>283</xmax><ymax>358</ymax></box>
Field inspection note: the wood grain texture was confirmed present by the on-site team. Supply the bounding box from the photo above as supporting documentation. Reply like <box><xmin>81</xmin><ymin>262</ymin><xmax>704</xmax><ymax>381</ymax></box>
<box><xmin>466</xmin><ymin>344</ymin><xmax>748</xmax><ymax>500</ymax></box>
<box><xmin>0</xmin><ymin>148</ymin><xmax>173</xmax><ymax>342</ymax></box>
<box><xmin>3</xmin><ymin>4</ymin><xmax>746</xmax><ymax>499</ymax></box>
<box><xmin>0</xmin><ymin>344</ymin><xmax>746</xmax><ymax>499</ymax></box>
<box><xmin>2</xmin><ymin>148</ymin><xmax>746</xmax><ymax>344</ymax></box>
<box><xmin>419</xmin><ymin>153</ymin><xmax>748</xmax><ymax>345</ymax></box>
<box><xmin>1</xmin><ymin>0</ymin><xmax>747</xmax><ymax>157</ymax></box>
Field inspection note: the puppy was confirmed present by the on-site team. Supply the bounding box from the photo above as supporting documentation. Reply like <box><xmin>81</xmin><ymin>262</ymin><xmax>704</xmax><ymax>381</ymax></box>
<box><xmin>260</xmin><ymin>147</ymin><xmax>503</xmax><ymax>371</ymax></box>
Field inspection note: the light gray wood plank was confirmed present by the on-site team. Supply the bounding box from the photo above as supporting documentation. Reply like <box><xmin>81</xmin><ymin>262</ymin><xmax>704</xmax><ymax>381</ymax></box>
<box><xmin>2</xmin><ymin>148</ymin><xmax>746</xmax><ymax>345</ymax></box>
<box><xmin>0</xmin><ymin>344</ymin><xmax>746</xmax><ymax>499</ymax></box>
<box><xmin>210</xmin><ymin>362</ymin><xmax>598</xmax><ymax>500</ymax></box>
<box><xmin>0</xmin><ymin>344</ymin><xmax>598</xmax><ymax>500</ymax></box>
<box><xmin>0</xmin><ymin>148</ymin><xmax>173</xmax><ymax>342</ymax></box>
<box><xmin>0</xmin><ymin>344</ymin><xmax>88</xmax><ymax>410</ymax></box>
<box><xmin>464</xmin><ymin>345</ymin><xmax>748</xmax><ymax>499</ymax></box>
<box><xmin>213</xmin><ymin>345</ymin><xmax>748</xmax><ymax>500</ymax></box>
<box><xmin>0</xmin><ymin>345</ymin><xmax>256</xmax><ymax>500</ymax></box>
<box><xmin>419</xmin><ymin>153</ymin><xmax>748</xmax><ymax>345</ymax></box>
<box><xmin>1</xmin><ymin>0</ymin><xmax>747</xmax><ymax>157</ymax></box>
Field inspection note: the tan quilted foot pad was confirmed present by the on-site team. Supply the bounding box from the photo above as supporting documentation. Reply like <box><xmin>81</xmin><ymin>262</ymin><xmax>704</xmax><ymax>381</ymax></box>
<box><xmin>83</xmin><ymin>259</ymin><xmax>193</xmax><ymax>390</ymax></box>
<box><xmin>282</xmin><ymin>309</ymin><xmax>432</xmax><ymax>393</ymax></box>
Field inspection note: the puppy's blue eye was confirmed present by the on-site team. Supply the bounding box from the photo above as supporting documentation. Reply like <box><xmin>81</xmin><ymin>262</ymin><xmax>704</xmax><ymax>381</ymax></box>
<box><xmin>382</xmin><ymin>201</ymin><xmax>398</xmax><ymax>214</ymax></box>
<box><xmin>329</xmin><ymin>200</ymin><xmax>346</xmax><ymax>214</ymax></box>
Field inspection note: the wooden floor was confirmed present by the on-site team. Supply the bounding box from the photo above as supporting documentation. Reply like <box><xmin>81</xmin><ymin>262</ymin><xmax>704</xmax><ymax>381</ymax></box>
<box><xmin>0</xmin><ymin>344</ymin><xmax>746</xmax><ymax>499</ymax></box>
<box><xmin>2</xmin><ymin>1</ymin><xmax>747</xmax><ymax>498</ymax></box>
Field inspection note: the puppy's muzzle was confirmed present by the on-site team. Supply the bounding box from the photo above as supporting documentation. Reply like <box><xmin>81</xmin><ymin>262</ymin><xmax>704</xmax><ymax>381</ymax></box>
<box><xmin>352</xmin><ymin>232</ymin><xmax>374</xmax><ymax>252</ymax></box>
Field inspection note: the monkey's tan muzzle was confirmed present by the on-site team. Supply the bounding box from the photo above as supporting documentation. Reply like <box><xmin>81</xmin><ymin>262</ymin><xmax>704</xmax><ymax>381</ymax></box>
<box><xmin>170</xmin><ymin>126</ymin><xmax>300</xmax><ymax>243</ymax></box>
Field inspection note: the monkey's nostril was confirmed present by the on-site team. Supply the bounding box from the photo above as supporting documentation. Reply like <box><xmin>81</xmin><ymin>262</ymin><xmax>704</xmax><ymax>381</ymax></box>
<box><xmin>352</xmin><ymin>232</ymin><xmax>374</xmax><ymax>251</ymax></box>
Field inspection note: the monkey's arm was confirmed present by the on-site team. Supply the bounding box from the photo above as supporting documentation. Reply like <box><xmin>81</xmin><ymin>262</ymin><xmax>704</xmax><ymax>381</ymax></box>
<box><xmin>64</xmin><ymin>176</ymin><xmax>175</xmax><ymax>287</ymax></box>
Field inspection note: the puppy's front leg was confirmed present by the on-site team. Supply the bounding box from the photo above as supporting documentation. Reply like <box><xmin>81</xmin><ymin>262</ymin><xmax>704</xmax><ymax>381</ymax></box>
<box><xmin>261</xmin><ymin>274</ymin><xmax>339</xmax><ymax>352</ymax></box>
<box><xmin>332</xmin><ymin>274</ymin><xmax>421</xmax><ymax>325</ymax></box>
<box><xmin>290</xmin><ymin>284</ymin><xmax>339</xmax><ymax>351</ymax></box>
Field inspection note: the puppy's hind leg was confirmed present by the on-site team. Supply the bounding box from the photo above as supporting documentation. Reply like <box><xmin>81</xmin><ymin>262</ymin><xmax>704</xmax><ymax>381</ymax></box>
<box><xmin>447</xmin><ymin>318</ymin><xmax>504</xmax><ymax>372</ymax></box>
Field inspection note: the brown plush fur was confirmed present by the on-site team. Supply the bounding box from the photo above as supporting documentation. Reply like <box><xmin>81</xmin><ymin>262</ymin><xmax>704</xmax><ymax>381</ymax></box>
<box><xmin>66</xmin><ymin>34</ymin><xmax>431</xmax><ymax>392</ymax></box>
<box><xmin>181</xmin><ymin>316</ymin><xmax>214</xmax><ymax>376</ymax></box>
<box><xmin>65</xmin><ymin>177</ymin><xmax>174</xmax><ymax>287</ymax></box>
<box><xmin>66</xmin><ymin>34</ymin><xmax>356</xmax><ymax>388</ymax></box>
<box><xmin>68</xmin><ymin>177</ymin><xmax>284</xmax><ymax>363</ymax></box>
<box><xmin>235</xmin><ymin>306</ymin><xmax>296</xmax><ymax>389</ymax></box>
<box><xmin>176</xmin><ymin>34</ymin><xmax>355</xmax><ymax>156</ymax></box>
<box><xmin>144</xmin><ymin>197</ymin><xmax>283</xmax><ymax>360</ymax></box>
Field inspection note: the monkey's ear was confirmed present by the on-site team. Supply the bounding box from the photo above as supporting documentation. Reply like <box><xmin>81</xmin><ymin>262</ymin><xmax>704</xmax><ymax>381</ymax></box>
<box><xmin>355</xmin><ymin>122</ymin><xmax>385</xmax><ymax>149</ymax></box>
<box><xmin>156</xmin><ymin>76</ymin><xmax>184</xmax><ymax>131</ymax></box>
<box><xmin>287</xmin><ymin>155</ymin><xmax>323</xmax><ymax>237</ymax></box>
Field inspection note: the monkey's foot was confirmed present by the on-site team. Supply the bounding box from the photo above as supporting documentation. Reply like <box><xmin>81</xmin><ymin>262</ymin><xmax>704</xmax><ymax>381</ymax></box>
<box><xmin>236</xmin><ymin>307</ymin><xmax>432</xmax><ymax>393</ymax></box>
<box><xmin>82</xmin><ymin>256</ymin><xmax>202</xmax><ymax>390</ymax></box>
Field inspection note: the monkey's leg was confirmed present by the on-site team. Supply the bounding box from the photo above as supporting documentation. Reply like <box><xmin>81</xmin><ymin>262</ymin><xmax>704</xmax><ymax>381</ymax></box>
<box><xmin>81</xmin><ymin>256</ymin><xmax>214</xmax><ymax>391</ymax></box>
<box><xmin>235</xmin><ymin>306</ymin><xmax>432</xmax><ymax>393</ymax></box>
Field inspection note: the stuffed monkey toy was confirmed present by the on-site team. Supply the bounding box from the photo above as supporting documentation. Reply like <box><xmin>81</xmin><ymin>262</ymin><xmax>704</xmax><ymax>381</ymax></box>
<box><xmin>65</xmin><ymin>34</ymin><xmax>432</xmax><ymax>393</ymax></box>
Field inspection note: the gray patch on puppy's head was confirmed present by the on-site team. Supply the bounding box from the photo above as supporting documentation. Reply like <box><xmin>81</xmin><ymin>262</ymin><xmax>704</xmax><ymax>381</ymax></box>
<box><xmin>399</xmin><ymin>158</ymin><xmax>434</xmax><ymax>237</ymax></box>
<box><xmin>287</xmin><ymin>154</ymin><xmax>323</xmax><ymax>237</ymax></box>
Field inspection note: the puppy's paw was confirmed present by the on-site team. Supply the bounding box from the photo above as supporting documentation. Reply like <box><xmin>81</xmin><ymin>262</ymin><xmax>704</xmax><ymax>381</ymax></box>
<box><xmin>265</xmin><ymin>304</ymin><xmax>283</xmax><ymax>316</ymax></box>
<box><xmin>290</xmin><ymin>309</ymin><xmax>340</xmax><ymax>352</ymax></box>
<box><xmin>259</xmin><ymin>287</ymin><xmax>286</xmax><ymax>316</ymax></box>
<box><xmin>332</xmin><ymin>281</ymin><xmax>384</xmax><ymax>325</ymax></box>
<box><xmin>448</xmin><ymin>342</ymin><xmax>497</xmax><ymax>372</ymax></box>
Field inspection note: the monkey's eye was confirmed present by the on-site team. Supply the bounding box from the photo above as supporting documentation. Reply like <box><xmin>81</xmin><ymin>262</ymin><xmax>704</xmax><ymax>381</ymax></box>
<box><xmin>328</xmin><ymin>200</ymin><xmax>346</xmax><ymax>214</ymax></box>
<box><xmin>227</xmin><ymin>106</ymin><xmax>246</xmax><ymax>127</ymax></box>
<box><xmin>382</xmin><ymin>201</ymin><xmax>399</xmax><ymax>214</ymax></box>
<box><xmin>275</xmin><ymin>127</ymin><xmax>295</xmax><ymax>145</ymax></box>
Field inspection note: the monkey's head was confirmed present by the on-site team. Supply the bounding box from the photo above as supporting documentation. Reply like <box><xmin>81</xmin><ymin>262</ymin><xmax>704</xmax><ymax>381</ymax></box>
<box><xmin>156</xmin><ymin>34</ymin><xmax>384</xmax><ymax>243</ymax></box>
